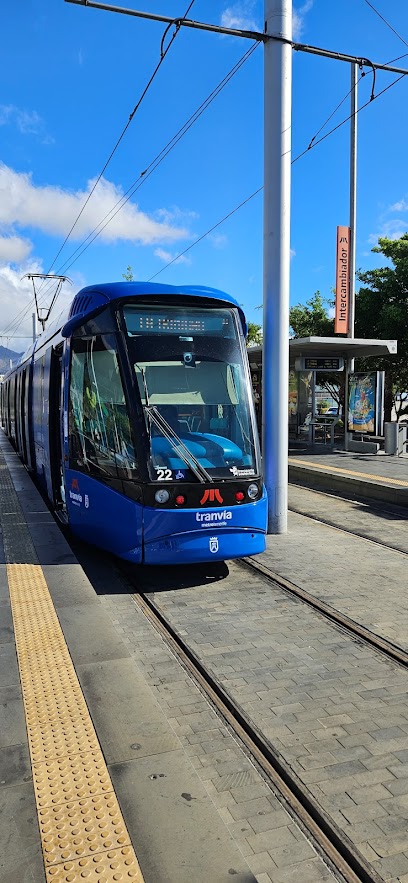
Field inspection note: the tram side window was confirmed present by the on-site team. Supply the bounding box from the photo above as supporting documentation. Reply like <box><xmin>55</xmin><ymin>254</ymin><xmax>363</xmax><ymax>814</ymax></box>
<box><xmin>69</xmin><ymin>335</ymin><xmax>137</xmax><ymax>479</ymax></box>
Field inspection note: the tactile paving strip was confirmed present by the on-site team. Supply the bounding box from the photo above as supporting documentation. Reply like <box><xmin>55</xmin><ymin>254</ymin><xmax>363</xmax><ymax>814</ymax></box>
<box><xmin>46</xmin><ymin>846</ymin><xmax>141</xmax><ymax>881</ymax></box>
<box><xmin>289</xmin><ymin>457</ymin><xmax>408</xmax><ymax>487</ymax></box>
<box><xmin>38</xmin><ymin>794</ymin><xmax>130</xmax><ymax>865</ymax></box>
<box><xmin>7</xmin><ymin>563</ymin><xmax>144</xmax><ymax>883</ymax></box>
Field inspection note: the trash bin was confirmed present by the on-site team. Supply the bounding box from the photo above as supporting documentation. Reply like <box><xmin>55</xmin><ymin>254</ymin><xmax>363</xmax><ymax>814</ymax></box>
<box><xmin>384</xmin><ymin>422</ymin><xmax>398</xmax><ymax>454</ymax></box>
<box><xmin>384</xmin><ymin>422</ymin><xmax>407</xmax><ymax>455</ymax></box>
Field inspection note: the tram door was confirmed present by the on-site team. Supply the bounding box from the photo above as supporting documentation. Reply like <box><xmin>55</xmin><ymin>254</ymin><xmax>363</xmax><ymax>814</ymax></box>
<box><xmin>49</xmin><ymin>344</ymin><xmax>66</xmax><ymax>513</ymax></box>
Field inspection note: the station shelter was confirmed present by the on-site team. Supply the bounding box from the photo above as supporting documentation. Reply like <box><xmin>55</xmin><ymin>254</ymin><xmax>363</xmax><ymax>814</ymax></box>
<box><xmin>248</xmin><ymin>337</ymin><xmax>398</xmax><ymax>452</ymax></box>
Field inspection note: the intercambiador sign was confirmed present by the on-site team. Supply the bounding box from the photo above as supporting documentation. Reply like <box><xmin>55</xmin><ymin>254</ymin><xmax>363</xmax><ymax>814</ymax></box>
<box><xmin>334</xmin><ymin>225</ymin><xmax>350</xmax><ymax>334</ymax></box>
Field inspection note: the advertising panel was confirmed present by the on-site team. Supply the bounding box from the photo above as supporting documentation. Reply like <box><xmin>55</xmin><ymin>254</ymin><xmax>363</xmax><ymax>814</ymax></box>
<box><xmin>334</xmin><ymin>226</ymin><xmax>350</xmax><ymax>333</ymax></box>
<box><xmin>348</xmin><ymin>373</ymin><xmax>377</xmax><ymax>434</ymax></box>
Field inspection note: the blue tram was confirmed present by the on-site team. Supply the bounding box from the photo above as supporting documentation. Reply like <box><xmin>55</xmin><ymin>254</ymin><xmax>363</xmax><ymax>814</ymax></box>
<box><xmin>0</xmin><ymin>282</ymin><xmax>267</xmax><ymax>564</ymax></box>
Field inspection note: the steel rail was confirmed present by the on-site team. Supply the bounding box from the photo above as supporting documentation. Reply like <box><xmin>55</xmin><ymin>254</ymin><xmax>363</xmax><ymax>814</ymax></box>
<box><xmin>133</xmin><ymin>590</ymin><xmax>383</xmax><ymax>883</ymax></box>
<box><xmin>288</xmin><ymin>502</ymin><xmax>408</xmax><ymax>557</ymax></box>
<box><xmin>241</xmin><ymin>556</ymin><xmax>408</xmax><ymax>668</ymax></box>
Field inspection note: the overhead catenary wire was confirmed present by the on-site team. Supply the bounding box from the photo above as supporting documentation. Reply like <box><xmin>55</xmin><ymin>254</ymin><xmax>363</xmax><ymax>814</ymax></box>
<box><xmin>1</xmin><ymin>41</ymin><xmax>259</xmax><ymax>340</ymax></box>
<box><xmin>37</xmin><ymin>0</ymin><xmax>196</xmax><ymax>290</ymax></box>
<box><xmin>4</xmin><ymin>28</ymin><xmax>408</xmax><ymax>339</ymax></box>
<box><xmin>362</xmin><ymin>0</ymin><xmax>408</xmax><ymax>49</ymax></box>
<box><xmin>1</xmin><ymin>1</ymin><xmax>198</xmax><ymax>341</ymax></box>
<box><xmin>45</xmin><ymin>42</ymin><xmax>260</xmax><ymax>280</ymax></box>
<box><xmin>150</xmin><ymin>68</ymin><xmax>407</xmax><ymax>281</ymax></box>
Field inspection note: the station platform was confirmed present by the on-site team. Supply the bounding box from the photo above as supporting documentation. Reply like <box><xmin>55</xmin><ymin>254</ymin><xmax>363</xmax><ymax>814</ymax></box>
<box><xmin>0</xmin><ymin>431</ymin><xmax>263</xmax><ymax>883</ymax></box>
<box><xmin>2</xmin><ymin>424</ymin><xmax>408</xmax><ymax>883</ymax></box>
<box><xmin>289</xmin><ymin>447</ymin><xmax>408</xmax><ymax>508</ymax></box>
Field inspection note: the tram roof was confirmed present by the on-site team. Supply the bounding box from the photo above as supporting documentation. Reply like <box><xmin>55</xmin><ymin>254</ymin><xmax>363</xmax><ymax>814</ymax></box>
<box><xmin>76</xmin><ymin>281</ymin><xmax>241</xmax><ymax>304</ymax></box>
<box><xmin>248</xmin><ymin>337</ymin><xmax>398</xmax><ymax>367</ymax></box>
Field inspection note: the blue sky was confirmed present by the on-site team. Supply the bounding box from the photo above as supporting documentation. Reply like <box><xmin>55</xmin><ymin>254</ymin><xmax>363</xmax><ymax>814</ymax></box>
<box><xmin>1</xmin><ymin>0</ymin><xmax>407</xmax><ymax>350</ymax></box>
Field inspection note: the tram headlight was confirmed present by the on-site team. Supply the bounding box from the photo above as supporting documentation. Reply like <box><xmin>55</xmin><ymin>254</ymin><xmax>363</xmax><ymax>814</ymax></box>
<box><xmin>155</xmin><ymin>489</ymin><xmax>170</xmax><ymax>504</ymax></box>
<box><xmin>247</xmin><ymin>483</ymin><xmax>259</xmax><ymax>500</ymax></box>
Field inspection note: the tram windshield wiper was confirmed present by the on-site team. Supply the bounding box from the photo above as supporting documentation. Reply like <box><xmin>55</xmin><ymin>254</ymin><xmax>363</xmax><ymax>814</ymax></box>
<box><xmin>145</xmin><ymin>405</ymin><xmax>213</xmax><ymax>484</ymax></box>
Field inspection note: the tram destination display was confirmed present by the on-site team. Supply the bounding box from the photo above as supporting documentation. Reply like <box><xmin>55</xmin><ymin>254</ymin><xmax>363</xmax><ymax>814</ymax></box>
<box><xmin>124</xmin><ymin>306</ymin><xmax>235</xmax><ymax>337</ymax></box>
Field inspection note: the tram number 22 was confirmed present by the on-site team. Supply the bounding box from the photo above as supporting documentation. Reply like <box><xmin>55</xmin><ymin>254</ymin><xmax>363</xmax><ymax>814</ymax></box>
<box><xmin>156</xmin><ymin>467</ymin><xmax>172</xmax><ymax>481</ymax></box>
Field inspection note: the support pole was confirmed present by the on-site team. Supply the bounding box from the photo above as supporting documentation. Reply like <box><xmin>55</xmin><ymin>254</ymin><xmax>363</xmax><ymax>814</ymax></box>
<box><xmin>349</xmin><ymin>62</ymin><xmax>357</xmax><ymax>345</ymax></box>
<box><xmin>32</xmin><ymin>312</ymin><xmax>37</xmax><ymax>344</ymax></box>
<box><xmin>345</xmin><ymin>63</ymin><xmax>357</xmax><ymax>451</ymax></box>
<box><xmin>263</xmin><ymin>0</ymin><xmax>292</xmax><ymax>534</ymax></box>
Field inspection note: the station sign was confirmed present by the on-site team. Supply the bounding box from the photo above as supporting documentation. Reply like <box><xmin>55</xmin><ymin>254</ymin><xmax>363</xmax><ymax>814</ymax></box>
<box><xmin>335</xmin><ymin>226</ymin><xmax>350</xmax><ymax>333</ymax></box>
<box><xmin>295</xmin><ymin>357</ymin><xmax>345</xmax><ymax>371</ymax></box>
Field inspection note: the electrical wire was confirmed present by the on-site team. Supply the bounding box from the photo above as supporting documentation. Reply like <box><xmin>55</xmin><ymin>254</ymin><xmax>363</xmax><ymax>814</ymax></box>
<box><xmin>4</xmin><ymin>31</ymin><xmax>408</xmax><ymax>338</ymax></box>
<box><xmin>46</xmin><ymin>43</ymin><xmax>259</xmax><ymax>280</ymax></box>
<box><xmin>148</xmin><ymin>187</ymin><xmax>263</xmax><ymax>281</ymax></box>
<box><xmin>1</xmin><ymin>41</ymin><xmax>259</xmax><ymax>340</ymax></box>
<box><xmin>363</xmin><ymin>0</ymin><xmax>408</xmax><ymax>49</ymax></box>
<box><xmin>149</xmin><ymin>69</ymin><xmax>407</xmax><ymax>280</ymax></box>
<box><xmin>38</xmin><ymin>0</ymin><xmax>196</xmax><ymax>290</ymax></box>
<box><xmin>292</xmin><ymin>70</ymin><xmax>405</xmax><ymax>164</ymax></box>
<box><xmin>1</xmin><ymin>1</ymin><xmax>198</xmax><ymax>340</ymax></box>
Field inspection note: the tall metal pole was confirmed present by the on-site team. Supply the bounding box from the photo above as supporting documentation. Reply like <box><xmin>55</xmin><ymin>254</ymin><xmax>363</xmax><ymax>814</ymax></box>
<box><xmin>32</xmin><ymin>312</ymin><xmax>37</xmax><ymax>343</ymax></box>
<box><xmin>345</xmin><ymin>63</ymin><xmax>358</xmax><ymax>450</ymax></box>
<box><xmin>263</xmin><ymin>0</ymin><xmax>292</xmax><ymax>534</ymax></box>
<box><xmin>349</xmin><ymin>63</ymin><xmax>357</xmax><ymax>343</ymax></box>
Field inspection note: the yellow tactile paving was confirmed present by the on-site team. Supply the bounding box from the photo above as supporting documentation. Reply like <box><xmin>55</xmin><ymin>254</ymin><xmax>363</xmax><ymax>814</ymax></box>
<box><xmin>7</xmin><ymin>563</ymin><xmax>145</xmax><ymax>883</ymax></box>
<box><xmin>46</xmin><ymin>847</ymin><xmax>142</xmax><ymax>881</ymax></box>
<box><xmin>289</xmin><ymin>457</ymin><xmax>408</xmax><ymax>487</ymax></box>
<box><xmin>38</xmin><ymin>795</ymin><xmax>130</xmax><ymax>866</ymax></box>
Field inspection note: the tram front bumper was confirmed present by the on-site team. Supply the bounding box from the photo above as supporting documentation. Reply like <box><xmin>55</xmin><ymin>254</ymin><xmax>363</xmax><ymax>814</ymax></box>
<box><xmin>142</xmin><ymin>496</ymin><xmax>267</xmax><ymax>564</ymax></box>
<box><xmin>143</xmin><ymin>527</ymin><xmax>266</xmax><ymax>564</ymax></box>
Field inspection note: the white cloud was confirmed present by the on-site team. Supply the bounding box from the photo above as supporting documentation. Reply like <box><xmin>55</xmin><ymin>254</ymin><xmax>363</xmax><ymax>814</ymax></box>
<box><xmin>0</xmin><ymin>104</ymin><xmax>43</xmax><ymax>135</ymax></box>
<box><xmin>0</xmin><ymin>235</ymin><xmax>32</xmax><ymax>262</ymax></box>
<box><xmin>293</xmin><ymin>0</ymin><xmax>313</xmax><ymax>40</ymax></box>
<box><xmin>221</xmin><ymin>2</ymin><xmax>259</xmax><ymax>31</ymax></box>
<box><xmin>390</xmin><ymin>198</ymin><xmax>408</xmax><ymax>212</ymax></box>
<box><xmin>154</xmin><ymin>248</ymin><xmax>191</xmax><ymax>266</ymax></box>
<box><xmin>368</xmin><ymin>219</ymin><xmax>408</xmax><ymax>244</ymax></box>
<box><xmin>209</xmin><ymin>233</ymin><xmax>228</xmax><ymax>249</ymax></box>
<box><xmin>0</xmin><ymin>163</ymin><xmax>189</xmax><ymax>246</ymax></box>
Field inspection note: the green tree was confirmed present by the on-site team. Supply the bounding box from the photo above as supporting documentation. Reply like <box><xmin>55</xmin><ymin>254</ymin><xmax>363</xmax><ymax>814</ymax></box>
<box><xmin>355</xmin><ymin>234</ymin><xmax>408</xmax><ymax>421</ymax></box>
<box><xmin>122</xmin><ymin>265</ymin><xmax>134</xmax><ymax>281</ymax></box>
<box><xmin>246</xmin><ymin>322</ymin><xmax>263</xmax><ymax>346</ymax></box>
<box><xmin>289</xmin><ymin>292</ymin><xmax>334</xmax><ymax>338</ymax></box>
<box><xmin>289</xmin><ymin>293</ymin><xmax>342</xmax><ymax>412</ymax></box>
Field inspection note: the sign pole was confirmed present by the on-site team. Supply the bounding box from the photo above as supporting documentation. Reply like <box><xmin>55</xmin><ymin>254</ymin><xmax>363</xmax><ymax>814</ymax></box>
<box><xmin>345</xmin><ymin>62</ymin><xmax>358</xmax><ymax>451</ymax></box>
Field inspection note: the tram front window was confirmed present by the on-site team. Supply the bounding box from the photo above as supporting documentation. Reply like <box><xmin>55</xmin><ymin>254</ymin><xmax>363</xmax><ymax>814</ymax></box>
<box><xmin>122</xmin><ymin>304</ymin><xmax>259</xmax><ymax>480</ymax></box>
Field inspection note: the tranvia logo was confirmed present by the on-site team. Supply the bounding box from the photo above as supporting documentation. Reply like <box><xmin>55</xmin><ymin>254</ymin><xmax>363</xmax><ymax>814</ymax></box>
<box><xmin>200</xmin><ymin>488</ymin><xmax>223</xmax><ymax>505</ymax></box>
<box><xmin>69</xmin><ymin>477</ymin><xmax>83</xmax><ymax>506</ymax></box>
<box><xmin>209</xmin><ymin>537</ymin><xmax>219</xmax><ymax>554</ymax></box>
<box><xmin>196</xmin><ymin>510</ymin><xmax>232</xmax><ymax>528</ymax></box>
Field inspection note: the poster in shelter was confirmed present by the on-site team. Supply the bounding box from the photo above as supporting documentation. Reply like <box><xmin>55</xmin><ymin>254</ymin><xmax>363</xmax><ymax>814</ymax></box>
<box><xmin>348</xmin><ymin>373</ymin><xmax>376</xmax><ymax>434</ymax></box>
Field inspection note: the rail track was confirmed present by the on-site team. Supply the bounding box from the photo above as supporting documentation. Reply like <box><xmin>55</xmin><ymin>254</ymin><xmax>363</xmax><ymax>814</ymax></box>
<box><xmin>240</xmin><ymin>555</ymin><xmax>408</xmax><ymax>669</ymax></box>
<box><xmin>288</xmin><ymin>486</ymin><xmax>408</xmax><ymax>557</ymax></box>
<box><xmin>132</xmin><ymin>588</ymin><xmax>384</xmax><ymax>883</ymax></box>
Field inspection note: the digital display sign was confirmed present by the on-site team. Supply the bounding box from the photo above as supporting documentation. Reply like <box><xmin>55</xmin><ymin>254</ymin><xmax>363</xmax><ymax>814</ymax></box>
<box><xmin>123</xmin><ymin>307</ymin><xmax>235</xmax><ymax>337</ymax></box>
<box><xmin>303</xmin><ymin>357</ymin><xmax>343</xmax><ymax>371</ymax></box>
